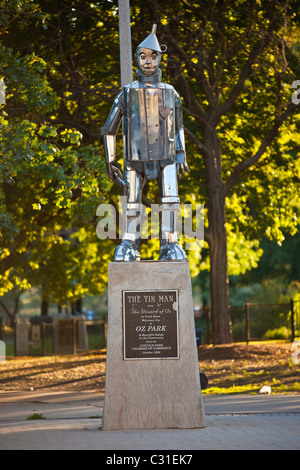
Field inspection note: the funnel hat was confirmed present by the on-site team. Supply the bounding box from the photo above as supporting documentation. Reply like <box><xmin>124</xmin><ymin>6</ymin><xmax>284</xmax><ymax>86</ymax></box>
<box><xmin>136</xmin><ymin>24</ymin><xmax>167</xmax><ymax>54</ymax></box>
<box><xmin>137</xmin><ymin>24</ymin><xmax>162</xmax><ymax>53</ymax></box>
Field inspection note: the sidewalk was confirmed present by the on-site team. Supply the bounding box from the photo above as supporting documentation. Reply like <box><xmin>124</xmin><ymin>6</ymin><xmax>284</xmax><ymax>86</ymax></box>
<box><xmin>0</xmin><ymin>391</ymin><xmax>299</xmax><ymax>450</ymax></box>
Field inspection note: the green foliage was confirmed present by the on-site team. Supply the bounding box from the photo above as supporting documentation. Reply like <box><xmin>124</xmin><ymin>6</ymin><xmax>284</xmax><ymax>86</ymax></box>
<box><xmin>263</xmin><ymin>327</ymin><xmax>290</xmax><ymax>340</ymax></box>
<box><xmin>230</xmin><ymin>232</ymin><xmax>300</xmax><ymax>306</ymax></box>
<box><xmin>0</xmin><ymin>0</ymin><xmax>299</xmax><ymax>317</ymax></box>
<box><xmin>131</xmin><ymin>1</ymin><xmax>300</xmax><ymax>292</ymax></box>
<box><xmin>0</xmin><ymin>1</ymin><xmax>112</xmax><ymax>304</ymax></box>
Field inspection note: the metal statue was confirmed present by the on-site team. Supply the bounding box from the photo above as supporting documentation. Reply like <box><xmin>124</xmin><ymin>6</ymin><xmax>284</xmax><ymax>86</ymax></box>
<box><xmin>101</xmin><ymin>25</ymin><xmax>189</xmax><ymax>261</ymax></box>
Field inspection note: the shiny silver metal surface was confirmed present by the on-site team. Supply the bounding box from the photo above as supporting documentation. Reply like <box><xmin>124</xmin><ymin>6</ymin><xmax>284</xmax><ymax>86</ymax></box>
<box><xmin>159</xmin><ymin>162</ymin><xmax>179</xmax><ymax>202</ymax></box>
<box><xmin>136</xmin><ymin>24</ymin><xmax>162</xmax><ymax>54</ymax></box>
<box><xmin>114</xmin><ymin>239</ymin><xmax>141</xmax><ymax>261</ymax></box>
<box><xmin>136</xmin><ymin>47</ymin><xmax>161</xmax><ymax>76</ymax></box>
<box><xmin>159</xmin><ymin>242</ymin><xmax>187</xmax><ymax>261</ymax></box>
<box><xmin>101</xmin><ymin>25</ymin><xmax>189</xmax><ymax>261</ymax></box>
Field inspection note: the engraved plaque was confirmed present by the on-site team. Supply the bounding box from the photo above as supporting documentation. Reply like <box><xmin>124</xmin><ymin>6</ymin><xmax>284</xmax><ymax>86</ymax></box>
<box><xmin>123</xmin><ymin>290</ymin><xmax>179</xmax><ymax>360</ymax></box>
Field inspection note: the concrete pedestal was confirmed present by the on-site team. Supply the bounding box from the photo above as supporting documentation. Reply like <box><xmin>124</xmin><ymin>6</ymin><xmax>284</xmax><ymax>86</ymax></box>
<box><xmin>102</xmin><ymin>261</ymin><xmax>206</xmax><ymax>430</ymax></box>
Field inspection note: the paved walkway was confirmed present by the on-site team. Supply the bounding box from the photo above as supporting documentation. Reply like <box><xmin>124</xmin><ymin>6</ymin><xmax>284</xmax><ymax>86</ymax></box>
<box><xmin>0</xmin><ymin>391</ymin><xmax>299</xmax><ymax>450</ymax></box>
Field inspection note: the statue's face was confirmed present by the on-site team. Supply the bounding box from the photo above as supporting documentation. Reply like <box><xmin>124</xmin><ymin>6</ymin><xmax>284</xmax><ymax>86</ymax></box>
<box><xmin>137</xmin><ymin>48</ymin><xmax>161</xmax><ymax>75</ymax></box>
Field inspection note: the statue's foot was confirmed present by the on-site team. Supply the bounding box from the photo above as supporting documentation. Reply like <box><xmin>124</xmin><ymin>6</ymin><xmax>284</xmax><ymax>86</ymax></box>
<box><xmin>158</xmin><ymin>242</ymin><xmax>187</xmax><ymax>261</ymax></box>
<box><xmin>113</xmin><ymin>240</ymin><xmax>140</xmax><ymax>262</ymax></box>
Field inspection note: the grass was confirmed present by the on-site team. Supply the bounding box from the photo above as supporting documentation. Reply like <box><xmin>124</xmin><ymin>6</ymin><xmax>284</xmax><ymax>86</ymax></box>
<box><xmin>26</xmin><ymin>413</ymin><xmax>47</xmax><ymax>420</ymax></box>
<box><xmin>202</xmin><ymin>381</ymin><xmax>300</xmax><ymax>395</ymax></box>
<box><xmin>198</xmin><ymin>341</ymin><xmax>300</xmax><ymax>395</ymax></box>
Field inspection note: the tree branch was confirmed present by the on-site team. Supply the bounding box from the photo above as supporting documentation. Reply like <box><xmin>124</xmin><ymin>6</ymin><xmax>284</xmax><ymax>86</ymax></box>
<box><xmin>161</xmin><ymin>25</ymin><xmax>216</xmax><ymax>107</ymax></box>
<box><xmin>0</xmin><ymin>292</ymin><xmax>21</xmax><ymax>321</ymax></box>
<box><xmin>174</xmin><ymin>74</ymin><xmax>207</xmax><ymax>125</ymax></box>
<box><xmin>184</xmin><ymin>127</ymin><xmax>212</xmax><ymax>158</ymax></box>
<box><xmin>0</xmin><ymin>251</ymin><xmax>21</xmax><ymax>277</ymax></box>
<box><xmin>217</xmin><ymin>33</ymin><xmax>272</xmax><ymax>120</ymax></box>
<box><xmin>224</xmin><ymin>101</ymin><xmax>299</xmax><ymax>195</ymax></box>
<box><xmin>217</xmin><ymin>0</ymin><xmax>283</xmax><ymax>121</ymax></box>
<box><xmin>0</xmin><ymin>299</ymin><xmax>11</xmax><ymax>317</ymax></box>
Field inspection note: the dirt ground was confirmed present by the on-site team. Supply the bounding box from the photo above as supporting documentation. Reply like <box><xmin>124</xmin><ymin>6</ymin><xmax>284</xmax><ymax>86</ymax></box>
<box><xmin>0</xmin><ymin>342</ymin><xmax>299</xmax><ymax>394</ymax></box>
<box><xmin>197</xmin><ymin>342</ymin><xmax>300</xmax><ymax>394</ymax></box>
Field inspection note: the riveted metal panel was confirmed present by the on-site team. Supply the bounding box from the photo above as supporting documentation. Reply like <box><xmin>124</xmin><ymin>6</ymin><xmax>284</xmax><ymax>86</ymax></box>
<box><xmin>124</xmin><ymin>85</ymin><xmax>177</xmax><ymax>162</ymax></box>
<box><xmin>145</xmin><ymin>87</ymin><xmax>160</xmax><ymax>160</ymax></box>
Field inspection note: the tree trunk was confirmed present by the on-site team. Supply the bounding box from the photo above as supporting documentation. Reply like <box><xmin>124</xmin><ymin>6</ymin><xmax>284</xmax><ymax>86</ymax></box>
<box><xmin>41</xmin><ymin>298</ymin><xmax>48</xmax><ymax>316</ymax></box>
<box><xmin>0</xmin><ymin>294</ymin><xmax>21</xmax><ymax>324</ymax></box>
<box><xmin>207</xmin><ymin>187</ymin><xmax>232</xmax><ymax>344</ymax></box>
<box><xmin>204</xmin><ymin>126</ymin><xmax>232</xmax><ymax>345</ymax></box>
<box><xmin>75</xmin><ymin>298</ymin><xmax>82</xmax><ymax>315</ymax></box>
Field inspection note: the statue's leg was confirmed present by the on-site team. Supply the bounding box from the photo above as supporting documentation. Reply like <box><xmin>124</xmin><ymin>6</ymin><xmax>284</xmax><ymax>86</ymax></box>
<box><xmin>158</xmin><ymin>163</ymin><xmax>187</xmax><ymax>260</ymax></box>
<box><xmin>114</xmin><ymin>165</ymin><xmax>142</xmax><ymax>261</ymax></box>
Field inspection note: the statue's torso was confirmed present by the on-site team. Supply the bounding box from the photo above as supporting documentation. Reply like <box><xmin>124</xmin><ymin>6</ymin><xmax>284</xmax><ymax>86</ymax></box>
<box><xmin>123</xmin><ymin>81</ymin><xmax>178</xmax><ymax>162</ymax></box>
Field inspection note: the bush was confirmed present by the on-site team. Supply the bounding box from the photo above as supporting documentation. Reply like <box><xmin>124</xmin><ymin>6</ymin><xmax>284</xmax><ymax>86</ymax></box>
<box><xmin>263</xmin><ymin>327</ymin><xmax>290</xmax><ymax>340</ymax></box>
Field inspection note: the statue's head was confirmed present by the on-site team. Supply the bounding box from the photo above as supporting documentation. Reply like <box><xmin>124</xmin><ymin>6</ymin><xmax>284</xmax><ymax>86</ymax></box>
<box><xmin>135</xmin><ymin>24</ymin><xmax>167</xmax><ymax>76</ymax></box>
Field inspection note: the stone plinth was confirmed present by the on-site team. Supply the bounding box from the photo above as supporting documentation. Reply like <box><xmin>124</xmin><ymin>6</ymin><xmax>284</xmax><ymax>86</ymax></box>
<box><xmin>102</xmin><ymin>261</ymin><xmax>206</xmax><ymax>430</ymax></box>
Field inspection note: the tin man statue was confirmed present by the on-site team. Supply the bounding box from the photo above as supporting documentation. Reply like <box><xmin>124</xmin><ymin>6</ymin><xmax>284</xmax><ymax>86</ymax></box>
<box><xmin>101</xmin><ymin>25</ymin><xmax>189</xmax><ymax>261</ymax></box>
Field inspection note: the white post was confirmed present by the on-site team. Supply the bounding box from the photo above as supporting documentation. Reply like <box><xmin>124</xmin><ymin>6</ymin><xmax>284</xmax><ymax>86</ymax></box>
<box><xmin>118</xmin><ymin>0</ymin><xmax>133</xmax><ymax>86</ymax></box>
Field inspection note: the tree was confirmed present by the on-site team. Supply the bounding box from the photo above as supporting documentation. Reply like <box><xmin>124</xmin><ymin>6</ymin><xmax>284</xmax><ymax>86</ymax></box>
<box><xmin>135</xmin><ymin>0</ymin><xmax>300</xmax><ymax>343</ymax></box>
<box><xmin>0</xmin><ymin>289</ymin><xmax>21</xmax><ymax>325</ymax></box>
<box><xmin>0</xmin><ymin>1</ymin><xmax>112</xmax><ymax>312</ymax></box>
<box><xmin>1</xmin><ymin>0</ymin><xmax>299</xmax><ymax>345</ymax></box>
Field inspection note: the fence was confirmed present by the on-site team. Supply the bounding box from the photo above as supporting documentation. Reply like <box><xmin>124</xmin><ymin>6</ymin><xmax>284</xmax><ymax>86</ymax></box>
<box><xmin>231</xmin><ymin>299</ymin><xmax>300</xmax><ymax>343</ymax></box>
<box><xmin>0</xmin><ymin>317</ymin><xmax>107</xmax><ymax>357</ymax></box>
<box><xmin>195</xmin><ymin>299</ymin><xmax>300</xmax><ymax>344</ymax></box>
<box><xmin>1</xmin><ymin>300</ymin><xmax>299</xmax><ymax>354</ymax></box>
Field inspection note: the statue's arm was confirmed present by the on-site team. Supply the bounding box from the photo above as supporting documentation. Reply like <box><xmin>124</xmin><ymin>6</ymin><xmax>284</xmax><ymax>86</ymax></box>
<box><xmin>175</xmin><ymin>92</ymin><xmax>189</xmax><ymax>178</ymax></box>
<box><xmin>101</xmin><ymin>91</ymin><xmax>124</xmax><ymax>181</ymax></box>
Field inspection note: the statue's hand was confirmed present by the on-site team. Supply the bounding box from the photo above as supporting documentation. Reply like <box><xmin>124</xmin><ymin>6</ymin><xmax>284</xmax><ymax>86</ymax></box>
<box><xmin>106</xmin><ymin>163</ymin><xmax>123</xmax><ymax>183</ymax></box>
<box><xmin>177</xmin><ymin>161</ymin><xmax>190</xmax><ymax>179</ymax></box>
